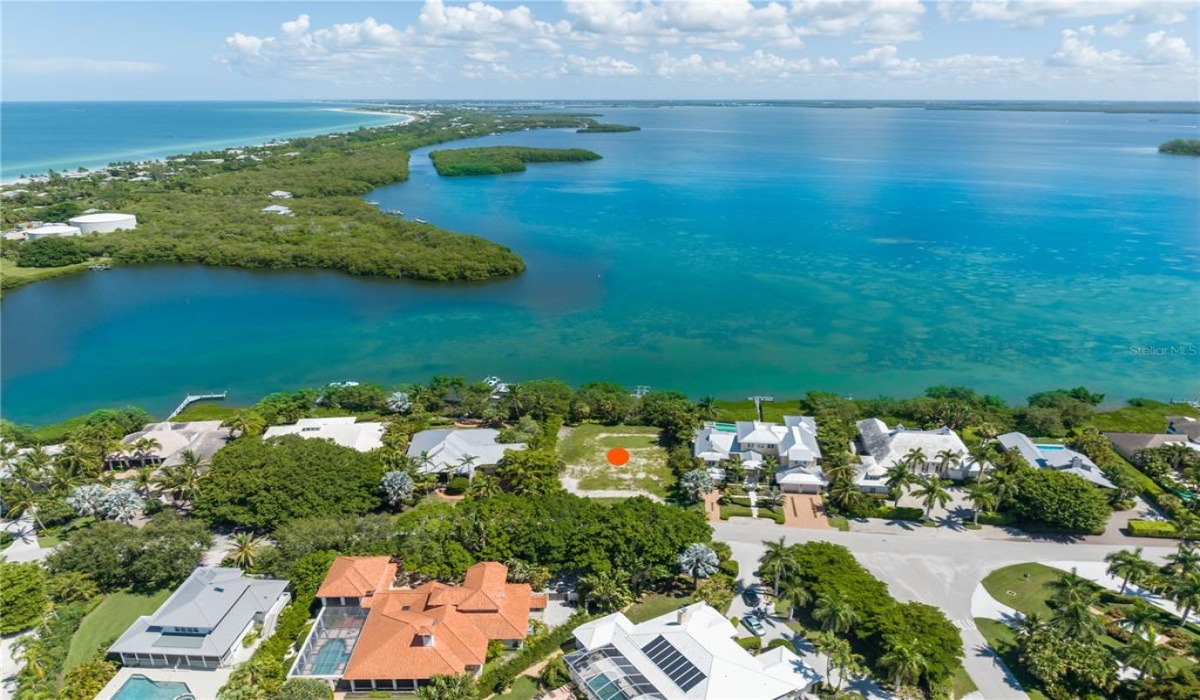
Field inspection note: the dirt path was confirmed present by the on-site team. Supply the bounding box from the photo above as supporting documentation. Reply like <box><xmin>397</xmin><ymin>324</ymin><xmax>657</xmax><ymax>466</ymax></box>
<box><xmin>560</xmin><ymin>476</ymin><xmax>663</xmax><ymax>502</ymax></box>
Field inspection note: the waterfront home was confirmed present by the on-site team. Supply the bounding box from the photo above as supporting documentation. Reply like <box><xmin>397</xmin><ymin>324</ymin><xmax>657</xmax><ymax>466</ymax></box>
<box><xmin>692</xmin><ymin>417</ymin><xmax>824</xmax><ymax>492</ymax></box>
<box><xmin>566</xmin><ymin>602</ymin><xmax>818</xmax><ymax>700</ymax></box>
<box><xmin>1105</xmin><ymin>431</ymin><xmax>1199</xmax><ymax>464</ymax></box>
<box><xmin>1166</xmin><ymin>415</ymin><xmax>1200</xmax><ymax>442</ymax></box>
<box><xmin>106</xmin><ymin>420</ymin><xmax>230</xmax><ymax>468</ymax></box>
<box><xmin>289</xmin><ymin>557</ymin><xmax>545</xmax><ymax>693</ymax></box>
<box><xmin>261</xmin><ymin>204</ymin><xmax>293</xmax><ymax>215</ymax></box>
<box><xmin>108</xmin><ymin>567</ymin><xmax>290</xmax><ymax>671</ymax></box>
<box><xmin>997</xmin><ymin>432</ymin><xmax>1115</xmax><ymax>488</ymax></box>
<box><xmin>263</xmin><ymin>416</ymin><xmax>385</xmax><ymax>452</ymax></box>
<box><xmin>269</xmin><ymin>190</ymin><xmax>293</xmax><ymax>199</ymax></box>
<box><xmin>406</xmin><ymin>428</ymin><xmax>526</xmax><ymax>480</ymax></box>
<box><xmin>853</xmin><ymin>419</ymin><xmax>984</xmax><ymax>493</ymax></box>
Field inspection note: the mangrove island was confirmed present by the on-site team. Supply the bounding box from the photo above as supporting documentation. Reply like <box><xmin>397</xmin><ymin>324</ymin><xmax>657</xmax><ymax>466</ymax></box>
<box><xmin>1159</xmin><ymin>138</ymin><xmax>1200</xmax><ymax>156</ymax></box>
<box><xmin>428</xmin><ymin>146</ymin><xmax>603</xmax><ymax>177</ymax></box>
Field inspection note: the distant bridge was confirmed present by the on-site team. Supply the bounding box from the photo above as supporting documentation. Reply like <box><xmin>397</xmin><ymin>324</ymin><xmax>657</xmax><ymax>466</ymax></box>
<box><xmin>166</xmin><ymin>392</ymin><xmax>228</xmax><ymax>421</ymax></box>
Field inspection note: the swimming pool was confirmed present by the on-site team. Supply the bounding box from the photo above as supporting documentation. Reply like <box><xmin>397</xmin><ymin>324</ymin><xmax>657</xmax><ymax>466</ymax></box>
<box><xmin>1036</xmin><ymin>444</ymin><xmax>1066</xmax><ymax>451</ymax></box>
<box><xmin>310</xmin><ymin>638</ymin><xmax>348</xmax><ymax>675</ymax></box>
<box><xmin>111</xmin><ymin>675</ymin><xmax>193</xmax><ymax>700</ymax></box>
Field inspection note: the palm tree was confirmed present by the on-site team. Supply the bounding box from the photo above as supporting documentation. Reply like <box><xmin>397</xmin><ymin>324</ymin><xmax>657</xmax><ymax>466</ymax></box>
<box><xmin>777</xmin><ymin>576</ymin><xmax>813</xmax><ymax>619</ymax></box>
<box><xmin>578</xmin><ymin>570</ymin><xmax>633</xmax><ymax>614</ymax></box>
<box><xmin>1161</xmin><ymin>442</ymin><xmax>1195</xmax><ymax>471</ymax></box>
<box><xmin>827</xmin><ymin>478</ymin><xmax>864</xmax><ymax>512</ymax></box>
<box><xmin>468</xmin><ymin>475</ymin><xmax>502</xmax><ymax>499</ymax></box>
<box><xmin>1120</xmin><ymin>625</ymin><xmax>1172</xmax><ymax>679</ymax></box>
<box><xmin>11</xmin><ymin>449</ymin><xmax>50</xmax><ymax>488</ymax></box>
<box><xmin>885</xmin><ymin>462</ymin><xmax>914</xmax><ymax>506</ymax></box>
<box><xmin>903</xmin><ymin>447</ymin><xmax>928</xmax><ymax>474</ymax></box>
<box><xmin>813</xmin><ymin>633</ymin><xmax>863</xmax><ymax>692</ymax></box>
<box><xmin>1047</xmin><ymin>568</ymin><xmax>1095</xmax><ymax>607</ymax></box>
<box><xmin>677</xmin><ymin>543</ymin><xmax>719</xmax><ymax>589</ymax></box>
<box><xmin>55</xmin><ymin>441</ymin><xmax>102</xmax><ymax>479</ymax></box>
<box><xmin>1121</xmin><ymin>598</ymin><xmax>1159</xmax><ymax>637</ymax></box>
<box><xmin>812</xmin><ymin>591</ymin><xmax>861</xmax><ymax>634</ymax></box>
<box><xmin>912</xmin><ymin>476</ymin><xmax>952</xmax><ymax>521</ymax></box>
<box><xmin>1051</xmin><ymin>588</ymin><xmax>1103</xmax><ymax>640</ymax></box>
<box><xmin>1168</xmin><ymin>572</ymin><xmax>1200</xmax><ymax>625</ymax></box>
<box><xmin>0</xmin><ymin>483</ymin><xmax>45</xmax><ymax>531</ymax></box>
<box><xmin>134</xmin><ymin>465</ymin><xmax>158</xmax><ymax>498</ymax></box>
<box><xmin>225</xmin><ymin>532</ymin><xmax>269</xmax><ymax>570</ymax></box>
<box><xmin>934</xmin><ymin>449</ymin><xmax>961</xmax><ymax>476</ymax></box>
<box><xmin>759</xmin><ymin>537</ymin><xmax>794</xmax><ymax>595</ymax></box>
<box><xmin>1164</xmin><ymin>543</ymin><xmax>1200</xmax><ymax>578</ymax></box>
<box><xmin>456</xmin><ymin>454</ymin><xmax>478</xmax><ymax>482</ymax></box>
<box><xmin>965</xmin><ymin>482</ymin><xmax>996</xmax><ymax>527</ymax></box>
<box><xmin>177</xmin><ymin>448</ymin><xmax>208</xmax><ymax>472</ymax></box>
<box><xmin>696</xmin><ymin>396</ymin><xmax>719</xmax><ymax>421</ymax></box>
<box><xmin>1105</xmin><ymin>547</ymin><xmax>1156</xmax><ymax>594</ymax></box>
<box><xmin>879</xmin><ymin>638</ymin><xmax>928</xmax><ymax>691</ymax></box>
<box><xmin>415</xmin><ymin>673</ymin><xmax>477</xmax><ymax>700</ymax></box>
<box><xmin>44</xmin><ymin>462</ymin><xmax>83</xmax><ymax>497</ymax></box>
<box><xmin>132</xmin><ymin>437</ymin><xmax>162</xmax><ymax>464</ymax></box>
<box><xmin>157</xmin><ymin>463</ymin><xmax>204</xmax><ymax>507</ymax></box>
<box><xmin>223</xmin><ymin>410</ymin><xmax>266</xmax><ymax>439</ymax></box>
<box><xmin>988</xmin><ymin>470</ymin><xmax>1019</xmax><ymax>512</ymax></box>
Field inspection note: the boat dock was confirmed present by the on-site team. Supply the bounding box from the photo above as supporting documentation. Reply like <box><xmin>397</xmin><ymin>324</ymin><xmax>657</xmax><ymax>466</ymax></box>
<box><xmin>167</xmin><ymin>392</ymin><xmax>228</xmax><ymax>421</ymax></box>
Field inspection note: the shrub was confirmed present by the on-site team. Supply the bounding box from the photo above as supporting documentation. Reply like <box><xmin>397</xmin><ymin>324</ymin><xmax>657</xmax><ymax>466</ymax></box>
<box><xmin>0</xmin><ymin>561</ymin><xmax>48</xmax><ymax>634</ymax></box>
<box><xmin>279</xmin><ymin>678</ymin><xmax>334</xmax><ymax>700</ymax></box>
<box><xmin>446</xmin><ymin>477</ymin><xmax>470</xmax><ymax>495</ymax></box>
<box><xmin>976</xmin><ymin>511</ymin><xmax>1016</xmax><ymax>526</ymax></box>
<box><xmin>1008</xmin><ymin>469</ymin><xmax>1111</xmax><ymax>534</ymax></box>
<box><xmin>873</xmin><ymin>506</ymin><xmax>924</xmax><ymax>521</ymax></box>
<box><xmin>17</xmin><ymin>236</ymin><xmax>88</xmax><ymax>267</ymax></box>
<box><xmin>737</xmin><ymin>635</ymin><xmax>762</xmax><ymax>652</ymax></box>
<box><xmin>475</xmin><ymin>612</ymin><xmax>596</xmax><ymax>697</ymax></box>
<box><xmin>540</xmin><ymin>656</ymin><xmax>571</xmax><ymax>688</ymax></box>
<box><xmin>1127</xmin><ymin>520</ymin><xmax>1181</xmax><ymax>538</ymax></box>
<box><xmin>765</xmin><ymin>638</ymin><xmax>792</xmax><ymax>651</ymax></box>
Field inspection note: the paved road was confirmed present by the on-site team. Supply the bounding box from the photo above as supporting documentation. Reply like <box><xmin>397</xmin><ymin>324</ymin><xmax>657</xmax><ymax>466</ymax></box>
<box><xmin>711</xmin><ymin>520</ymin><xmax>1177</xmax><ymax>700</ymax></box>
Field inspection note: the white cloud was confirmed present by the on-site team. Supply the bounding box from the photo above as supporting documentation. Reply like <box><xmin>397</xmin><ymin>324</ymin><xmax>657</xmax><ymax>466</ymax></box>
<box><xmin>564</xmin><ymin>0</ymin><xmax>805</xmax><ymax>49</ymax></box>
<box><xmin>6</xmin><ymin>58</ymin><xmax>164</xmax><ymax>76</ymax></box>
<box><xmin>564</xmin><ymin>54</ymin><xmax>642</xmax><ymax>76</ymax></box>
<box><xmin>649</xmin><ymin>49</ymin><xmax>813</xmax><ymax>80</ymax></box>
<box><xmin>944</xmin><ymin>1</ymin><xmax>1190</xmax><ymax>27</ymax></box>
<box><xmin>1142</xmin><ymin>30</ymin><xmax>1193</xmax><ymax>64</ymax></box>
<box><xmin>849</xmin><ymin>45</ymin><xmax>921</xmax><ymax>73</ymax></box>
<box><xmin>791</xmin><ymin>0</ymin><xmax>927</xmax><ymax>43</ymax></box>
<box><xmin>1047</xmin><ymin>26</ymin><xmax>1129</xmax><ymax>68</ymax></box>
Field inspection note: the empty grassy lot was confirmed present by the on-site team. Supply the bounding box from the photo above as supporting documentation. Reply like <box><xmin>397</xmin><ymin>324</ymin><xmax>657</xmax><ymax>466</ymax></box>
<box><xmin>558</xmin><ymin>424</ymin><xmax>674</xmax><ymax>498</ymax></box>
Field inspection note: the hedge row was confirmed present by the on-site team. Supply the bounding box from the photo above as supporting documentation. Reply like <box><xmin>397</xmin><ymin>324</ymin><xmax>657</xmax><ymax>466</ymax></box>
<box><xmin>475</xmin><ymin>611</ymin><xmax>597</xmax><ymax>697</ymax></box>
<box><xmin>976</xmin><ymin>511</ymin><xmax>1016</xmax><ymax>526</ymax></box>
<box><xmin>1127</xmin><ymin>519</ymin><xmax>1182</xmax><ymax>538</ymax></box>
<box><xmin>872</xmin><ymin>506</ymin><xmax>924</xmax><ymax>521</ymax></box>
<box><xmin>736</xmin><ymin>636</ymin><xmax>762</xmax><ymax>652</ymax></box>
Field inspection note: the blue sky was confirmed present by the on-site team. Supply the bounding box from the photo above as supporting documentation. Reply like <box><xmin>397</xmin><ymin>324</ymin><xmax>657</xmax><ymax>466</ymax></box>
<box><xmin>3</xmin><ymin>1</ymin><xmax>1197</xmax><ymax>101</ymax></box>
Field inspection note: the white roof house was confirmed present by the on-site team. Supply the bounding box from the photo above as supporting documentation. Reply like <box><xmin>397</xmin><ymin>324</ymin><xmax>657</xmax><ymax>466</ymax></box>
<box><xmin>566</xmin><ymin>602</ymin><xmax>817</xmax><ymax>700</ymax></box>
<box><xmin>261</xmin><ymin>205</ymin><xmax>293</xmax><ymax>215</ymax></box>
<box><xmin>263</xmin><ymin>417</ymin><xmax>384</xmax><ymax>452</ymax></box>
<box><xmin>854</xmin><ymin>418</ymin><xmax>985</xmax><ymax>491</ymax></box>
<box><xmin>269</xmin><ymin>190</ymin><xmax>293</xmax><ymax>199</ymax></box>
<box><xmin>109</xmin><ymin>421</ymin><xmax>231</xmax><ymax>467</ymax></box>
<box><xmin>997</xmin><ymin>432</ymin><xmax>1115</xmax><ymax>488</ymax></box>
<box><xmin>692</xmin><ymin>417</ymin><xmax>824</xmax><ymax>492</ymax></box>
<box><xmin>406</xmin><ymin>428</ymin><xmax>526</xmax><ymax>477</ymax></box>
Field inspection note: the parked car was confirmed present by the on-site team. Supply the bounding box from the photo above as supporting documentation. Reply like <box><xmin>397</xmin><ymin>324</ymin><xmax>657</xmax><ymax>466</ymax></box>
<box><xmin>742</xmin><ymin>613</ymin><xmax>765</xmax><ymax>636</ymax></box>
<box><xmin>742</xmin><ymin>587</ymin><xmax>761</xmax><ymax>607</ymax></box>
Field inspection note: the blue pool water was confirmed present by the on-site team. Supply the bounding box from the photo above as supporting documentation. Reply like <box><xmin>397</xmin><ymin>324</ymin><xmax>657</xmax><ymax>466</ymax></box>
<box><xmin>110</xmin><ymin>675</ymin><xmax>192</xmax><ymax>700</ymax></box>
<box><xmin>310</xmin><ymin>638</ymin><xmax>347</xmax><ymax>675</ymax></box>
<box><xmin>1036</xmin><ymin>444</ymin><xmax>1067</xmax><ymax>450</ymax></box>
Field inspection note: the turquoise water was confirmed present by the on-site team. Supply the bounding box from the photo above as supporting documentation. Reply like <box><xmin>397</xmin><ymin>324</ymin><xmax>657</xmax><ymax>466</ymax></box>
<box><xmin>310</xmin><ymin>638</ymin><xmax>347</xmax><ymax>675</ymax></box>
<box><xmin>2</xmin><ymin>105</ymin><xmax>1198</xmax><ymax>424</ymax></box>
<box><xmin>0</xmin><ymin>101</ymin><xmax>401</xmax><ymax>180</ymax></box>
<box><xmin>1036</xmin><ymin>444</ymin><xmax>1066</xmax><ymax>450</ymax></box>
<box><xmin>110</xmin><ymin>675</ymin><xmax>191</xmax><ymax>700</ymax></box>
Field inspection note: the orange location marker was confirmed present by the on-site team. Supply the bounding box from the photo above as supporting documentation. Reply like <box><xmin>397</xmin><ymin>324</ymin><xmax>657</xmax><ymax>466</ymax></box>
<box><xmin>606</xmin><ymin>447</ymin><xmax>631</xmax><ymax>466</ymax></box>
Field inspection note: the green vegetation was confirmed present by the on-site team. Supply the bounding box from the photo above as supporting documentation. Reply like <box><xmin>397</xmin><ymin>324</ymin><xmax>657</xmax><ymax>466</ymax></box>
<box><xmin>1090</xmin><ymin>399</ymin><xmax>1198</xmax><ymax>433</ymax></box>
<box><xmin>15</xmin><ymin>236</ymin><xmax>89</xmax><ymax>267</ymax></box>
<box><xmin>1128</xmin><ymin>520</ymin><xmax>1182</xmax><ymax>538</ymax></box>
<box><xmin>625</xmin><ymin>593</ymin><xmax>695</xmax><ymax>623</ymax></box>
<box><xmin>170</xmin><ymin>401</ymin><xmax>241</xmax><ymax>422</ymax></box>
<box><xmin>982</xmin><ymin>563</ymin><xmax>1062</xmax><ymax>618</ymax></box>
<box><xmin>975</xmin><ymin>618</ymin><xmax>1050</xmax><ymax>700</ymax></box>
<box><xmin>1159</xmin><ymin>139</ymin><xmax>1200</xmax><ymax>156</ymax></box>
<box><xmin>0</xmin><ymin>562</ymin><xmax>48</xmax><ymax>634</ymax></box>
<box><xmin>493</xmin><ymin>676</ymin><xmax>539</xmax><ymax>700</ymax></box>
<box><xmin>558</xmin><ymin>424</ymin><xmax>674</xmax><ymax>497</ymax></box>
<box><xmin>47</xmin><ymin>516</ymin><xmax>212</xmax><ymax>593</ymax></box>
<box><xmin>577</xmin><ymin>123</ymin><xmax>640</xmax><ymax>133</ymax></box>
<box><xmin>0</xmin><ymin>258</ymin><xmax>98</xmax><ymax>293</ymax></box>
<box><xmin>1008</xmin><ymin>469</ymin><xmax>1111</xmax><ymax>534</ymax></box>
<box><xmin>1</xmin><ymin>112</ymin><xmax>608</xmax><ymax>289</ymax></box>
<box><xmin>63</xmin><ymin>588</ymin><xmax>172</xmax><ymax>671</ymax></box>
<box><xmin>429</xmin><ymin>146</ymin><xmax>602</xmax><ymax>176</ymax></box>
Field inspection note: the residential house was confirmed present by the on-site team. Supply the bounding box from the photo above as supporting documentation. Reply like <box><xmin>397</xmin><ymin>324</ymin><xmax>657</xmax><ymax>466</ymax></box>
<box><xmin>406</xmin><ymin>428</ymin><xmax>526</xmax><ymax>480</ymax></box>
<box><xmin>107</xmin><ymin>420</ymin><xmax>231</xmax><ymax>468</ymax></box>
<box><xmin>1166</xmin><ymin>416</ymin><xmax>1200</xmax><ymax>442</ymax></box>
<box><xmin>997</xmin><ymin>433</ymin><xmax>1115</xmax><ymax>488</ymax></box>
<box><xmin>108</xmin><ymin>567</ymin><xmax>290</xmax><ymax>670</ymax></box>
<box><xmin>269</xmin><ymin>190</ymin><xmax>293</xmax><ymax>199</ymax></box>
<box><xmin>566</xmin><ymin>602</ymin><xmax>818</xmax><ymax>700</ymax></box>
<box><xmin>1105</xmin><ymin>432</ymin><xmax>1198</xmax><ymax>464</ymax></box>
<box><xmin>261</xmin><ymin>204</ymin><xmax>293</xmax><ymax>215</ymax></box>
<box><xmin>263</xmin><ymin>417</ymin><xmax>385</xmax><ymax>452</ymax></box>
<box><xmin>692</xmin><ymin>417</ymin><xmax>824</xmax><ymax>492</ymax></box>
<box><xmin>289</xmin><ymin>557</ymin><xmax>545</xmax><ymax>693</ymax></box>
<box><xmin>853</xmin><ymin>419</ymin><xmax>984</xmax><ymax>493</ymax></box>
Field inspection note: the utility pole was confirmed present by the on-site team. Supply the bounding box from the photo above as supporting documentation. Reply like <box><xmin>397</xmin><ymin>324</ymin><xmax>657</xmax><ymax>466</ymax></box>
<box><xmin>747</xmin><ymin>395</ymin><xmax>775</xmax><ymax>422</ymax></box>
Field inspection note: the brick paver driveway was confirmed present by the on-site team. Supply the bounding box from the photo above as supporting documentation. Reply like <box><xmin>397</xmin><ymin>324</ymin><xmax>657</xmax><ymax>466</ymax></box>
<box><xmin>783</xmin><ymin>494</ymin><xmax>832</xmax><ymax>530</ymax></box>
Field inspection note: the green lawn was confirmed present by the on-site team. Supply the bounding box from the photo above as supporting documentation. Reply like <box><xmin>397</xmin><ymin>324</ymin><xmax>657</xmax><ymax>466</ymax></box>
<box><xmin>28</xmin><ymin>413</ymin><xmax>93</xmax><ymax>444</ymax></box>
<box><xmin>38</xmin><ymin>534</ymin><xmax>62</xmax><ymax>548</ymax></box>
<box><xmin>980</xmin><ymin>563</ymin><xmax>1062</xmax><ymax>618</ymax></box>
<box><xmin>494</xmin><ymin>675</ymin><xmax>540</xmax><ymax>700</ymax></box>
<box><xmin>712</xmin><ymin>399</ymin><xmax>799</xmax><ymax>424</ymax></box>
<box><xmin>1089</xmin><ymin>399</ymin><xmax>1198</xmax><ymax>434</ymax></box>
<box><xmin>64</xmin><ymin>589</ymin><xmax>173</xmax><ymax>671</ymax></box>
<box><xmin>975</xmin><ymin>618</ymin><xmax>1048</xmax><ymax>700</ymax></box>
<box><xmin>558</xmin><ymin>424</ymin><xmax>675</xmax><ymax>498</ymax></box>
<box><xmin>951</xmin><ymin>665</ymin><xmax>978</xmax><ymax>699</ymax></box>
<box><xmin>0</xmin><ymin>258</ymin><xmax>97</xmax><ymax>295</ymax></box>
<box><xmin>170</xmin><ymin>402</ymin><xmax>241</xmax><ymax>422</ymax></box>
<box><xmin>625</xmin><ymin>593</ymin><xmax>693</xmax><ymax>624</ymax></box>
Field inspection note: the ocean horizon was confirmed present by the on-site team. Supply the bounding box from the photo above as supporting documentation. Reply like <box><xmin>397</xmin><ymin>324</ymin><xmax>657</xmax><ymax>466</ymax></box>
<box><xmin>2</xmin><ymin>103</ymin><xmax>1198</xmax><ymax>424</ymax></box>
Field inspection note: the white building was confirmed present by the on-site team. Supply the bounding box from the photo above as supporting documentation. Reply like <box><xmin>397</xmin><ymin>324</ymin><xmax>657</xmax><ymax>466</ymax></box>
<box><xmin>692</xmin><ymin>417</ymin><xmax>824</xmax><ymax>492</ymax></box>
<box><xmin>854</xmin><ymin>419</ymin><xmax>985</xmax><ymax>493</ymax></box>
<box><xmin>566</xmin><ymin>602</ymin><xmax>818</xmax><ymax>700</ymax></box>
<box><xmin>68</xmin><ymin>212</ymin><xmax>137</xmax><ymax>234</ymax></box>
<box><xmin>998</xmin><ymin>432</ymin><xmax>1115</xmax><ymax>488</ymax></box>
<box><xmin>108</xmin><ymin>420</ymin><xmax>232</xmax><ymax>468</ymax></box>
<box><xmin>25</xmin><ymin>223</ymin><xmax>82</xmax><ymax>240</ymax></box>
<box><xmin>406</xmin><ymin>428</ymin><xmax>526</xmax><ymax>479</ymax></box>
<box><xmin>263</xmin><ymin>417</ymin><xmax>384</xmax><ymax>452</ymax></box>
<box><xmin>269</xmin><ymin>190</ymin><xmax>293</xmax><ymax>199</ymax></box>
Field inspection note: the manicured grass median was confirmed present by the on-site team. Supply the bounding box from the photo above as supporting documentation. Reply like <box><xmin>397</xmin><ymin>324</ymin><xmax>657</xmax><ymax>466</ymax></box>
<box><xmin>625</xmin><ymin>593</ymin><xmax>693</xmax><ymax>624</ymax></box>
<box><xmin>63</xmin><ymin>589</ymin><xmax>172</xmax><ymax>671</ymax></box>
<box><xmin>975</xmin><ymin>618</ymin><xmax>1048</xmax><ymax>700</ymax></box>
<box><xmin>980</xmin><ymin>563</ymin><xmax>1061</xmax><ymax>618</ymax></box>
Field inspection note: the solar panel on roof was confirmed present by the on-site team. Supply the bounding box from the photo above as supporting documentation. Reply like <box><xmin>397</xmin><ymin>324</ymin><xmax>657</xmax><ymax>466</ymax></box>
<box><xmin>641</xmin><ymin>635</ymin><xmax>706</xmax><ymax>692</ymax></box>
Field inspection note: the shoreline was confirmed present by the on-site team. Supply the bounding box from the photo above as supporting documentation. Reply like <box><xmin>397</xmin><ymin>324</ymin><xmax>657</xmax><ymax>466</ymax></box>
<box><xmin>0</xmin><ymin>105</ymin><xmax>414</xmax><ymax>184</ymax></box>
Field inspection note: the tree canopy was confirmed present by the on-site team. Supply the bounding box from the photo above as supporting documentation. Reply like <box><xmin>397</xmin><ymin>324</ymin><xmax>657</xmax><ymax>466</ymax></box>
<box><xmin>47</xmin><ymin>515</ymin><xmax>211</xmax><ymax>592</ymax></box>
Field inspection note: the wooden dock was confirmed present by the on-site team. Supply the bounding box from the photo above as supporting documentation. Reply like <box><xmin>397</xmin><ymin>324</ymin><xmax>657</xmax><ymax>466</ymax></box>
<box><xmin>167</xmin><ymin>392</ymin><xmax>228</xmax><ymax>421</ymax></box>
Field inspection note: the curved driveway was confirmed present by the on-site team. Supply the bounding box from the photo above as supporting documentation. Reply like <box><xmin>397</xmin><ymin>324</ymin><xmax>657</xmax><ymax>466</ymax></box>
<box><xmin>711</xmin><ymin>520</ymin><xmax>1176</xmax><ymax>700</ymax></box>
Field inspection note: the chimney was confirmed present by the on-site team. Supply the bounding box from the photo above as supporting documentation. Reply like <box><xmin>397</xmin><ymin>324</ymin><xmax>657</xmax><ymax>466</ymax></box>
<box><xmin>677</xmin><ymin>606</ymin><xmax>693</xmax><ymax>626</ymax></box>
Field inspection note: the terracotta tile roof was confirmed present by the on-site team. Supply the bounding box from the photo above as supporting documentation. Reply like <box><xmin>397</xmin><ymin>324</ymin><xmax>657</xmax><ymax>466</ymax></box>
<box><xmin>316</xmin><ymin>557</ymin><xmax>396</xmax><ymax>603</ymax></box>
<box><xmin>320</xmin><ymin>558</ymin><xmax>543</xmax><ymax>681</ymax></box>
